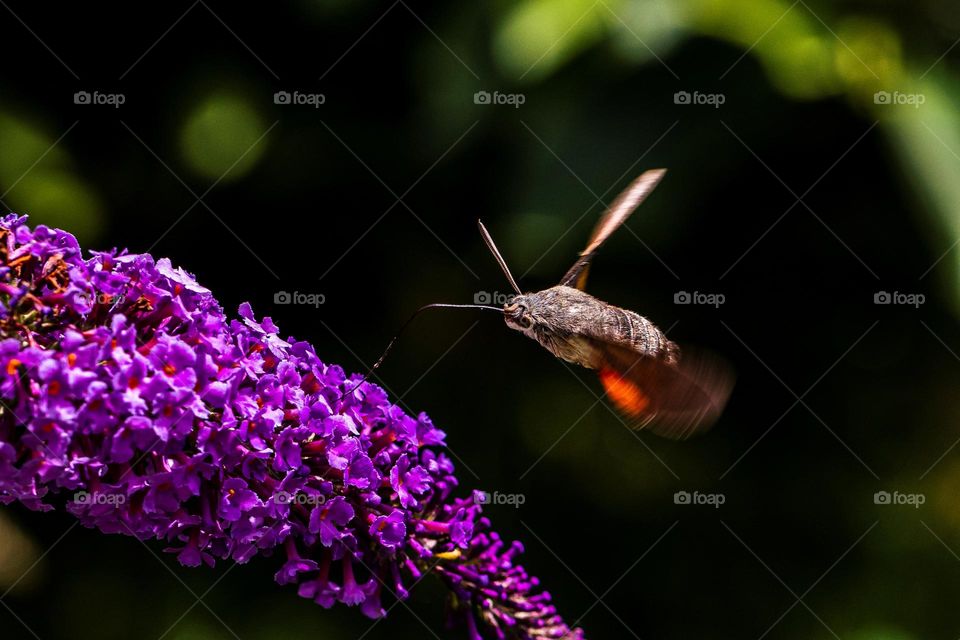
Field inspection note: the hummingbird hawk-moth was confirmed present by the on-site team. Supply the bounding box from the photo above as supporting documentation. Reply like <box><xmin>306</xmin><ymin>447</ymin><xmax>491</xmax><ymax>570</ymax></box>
<box><xmin>477</xmin><ymin>169</ymin><xmax>733</xmax><ymax>439</ymax></box>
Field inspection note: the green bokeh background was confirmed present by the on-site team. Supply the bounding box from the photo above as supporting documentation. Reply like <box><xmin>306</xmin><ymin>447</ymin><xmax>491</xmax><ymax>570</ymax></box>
<box><xmin>2</xmin><ymin>1</ymin><xmax>960</xmax><ymax>638</ymax></box>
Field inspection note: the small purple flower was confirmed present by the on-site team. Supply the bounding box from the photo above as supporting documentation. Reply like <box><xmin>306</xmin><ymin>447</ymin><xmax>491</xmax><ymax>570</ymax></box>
<box><xmin>143</xmin><ymin>472</ymin><xmax>186</xmax><ymax>514</ymax></box>
<box><xmin>390</xmin><ymin>456</ymin><xmax>431</xmax><ymax>508</ymax></box>
<box><xmin>297</xmin><ymin>553</ymin><xmax>339</xmax><ymax>608</ymax></box>
<box><xmin>309</xmin><ymin>496</ymin><xmax>355</xmax><ymax>547</ymax></box>
<box><xmin>275</xmin><ymin>539</ymin><xmax>319</xmax><ymax>585</ymax></box>
<box><xmin>219</xmin><ymin>477</ymin><xmax>260</xmax><ymax>521</ymax></box>
<box><xmin>369</xmin><ymin>509</ymin><xmax>406</xmax><ymax>550</ymax></box>
<box><xmin>344</xmin><ymin>452</ymin><xmax>378</xmax><ymax>489</ymax></box>
<box><xmin>272</xmin><ymin>426</ymin><xmax>307</xmax><ymax>472</ymax></box>
<box><xmin>340</xmin><ymin>557</ymin><xmax>374</xmax><ymax>606</ymax></box>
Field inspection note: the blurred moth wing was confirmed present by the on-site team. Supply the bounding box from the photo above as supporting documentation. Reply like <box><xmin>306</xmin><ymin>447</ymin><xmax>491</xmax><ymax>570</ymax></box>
<box><xmin>589</xmin><ymin>337</ymin><xmax>733</xmax><ymax>439</ymax></box>
<box><xmin>561</xmin><ymin>169</ymin><xmax>732</xmax><ymax>438</ymax></box>
<box><xmin>559</xmin><ymin>168</ymin><xmax>667</xmax><ymax>291</ymax></box>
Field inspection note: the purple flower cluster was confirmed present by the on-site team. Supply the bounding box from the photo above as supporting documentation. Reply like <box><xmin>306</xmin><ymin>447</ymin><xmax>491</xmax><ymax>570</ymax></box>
<box><xmin>0</xmin><ymin>215</ymin><xmax>584</xmax><ymax>640</ymax></box>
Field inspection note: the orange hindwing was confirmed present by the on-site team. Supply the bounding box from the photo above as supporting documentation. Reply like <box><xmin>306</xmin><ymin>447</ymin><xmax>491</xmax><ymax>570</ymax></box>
<box><xmin>598</xmin><ymin>367</ymin><xmax>650</xmax><ymax>417</ymax></box>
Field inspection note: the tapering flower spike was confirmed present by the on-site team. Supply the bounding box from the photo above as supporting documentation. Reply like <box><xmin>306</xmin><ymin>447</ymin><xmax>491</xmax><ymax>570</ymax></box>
<box><xmin>0</xmin><ymin>215</ymin><xmax>583</xmax><ymax>640</ymax></box>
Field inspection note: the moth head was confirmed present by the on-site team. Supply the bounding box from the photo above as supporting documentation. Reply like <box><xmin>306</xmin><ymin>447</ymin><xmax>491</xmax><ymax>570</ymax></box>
<box><xmin>503</xmin><ymin>295</ymin><xmax>535</xmax><ymax>332</ymax></box>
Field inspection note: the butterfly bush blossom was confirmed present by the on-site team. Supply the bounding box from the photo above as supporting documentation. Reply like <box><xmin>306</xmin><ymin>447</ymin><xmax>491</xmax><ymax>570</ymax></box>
<box><xmin>0</xmin><ymin>215</ymin><xmax>584</xmax><ymax>640</ymax></box>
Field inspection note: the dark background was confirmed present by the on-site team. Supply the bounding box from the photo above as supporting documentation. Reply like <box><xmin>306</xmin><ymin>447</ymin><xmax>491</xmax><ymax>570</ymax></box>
<box><xmin>1</xmin><ymin>2</ymin><xmax>959</xmax><ymax>639</ymax></box>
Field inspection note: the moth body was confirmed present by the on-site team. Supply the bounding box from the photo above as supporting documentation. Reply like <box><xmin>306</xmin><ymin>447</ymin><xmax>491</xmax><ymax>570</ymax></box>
<box><xmin>504</xmin><ymin>286</ymin><xmax>677</xmax><ymax>369</ymax></box>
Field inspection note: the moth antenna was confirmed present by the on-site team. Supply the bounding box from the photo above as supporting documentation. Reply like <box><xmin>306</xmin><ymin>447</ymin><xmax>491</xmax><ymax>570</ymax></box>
<box><xmin>477</xmin><ymin>220</ymin><xmax>522</xmax><ymax>295</ymax></box>
<box><xmin>343</xmin><ymin>303</ymin><xmax>503</xmax><ymax>396</ymax></box>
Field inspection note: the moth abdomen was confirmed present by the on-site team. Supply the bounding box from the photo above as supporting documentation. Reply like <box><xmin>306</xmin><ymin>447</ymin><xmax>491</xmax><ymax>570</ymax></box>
<box><xmin>605</xmin><ymin>305</ymin><xmax>678</xmax><ymax>363</ymax></box>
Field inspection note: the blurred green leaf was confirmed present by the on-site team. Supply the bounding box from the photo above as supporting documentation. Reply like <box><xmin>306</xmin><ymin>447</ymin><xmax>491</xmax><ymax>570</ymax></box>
<box><xmin>494</xmin><ymin>0</ymin><xmax>605</xmax><ymax>81</ymax></box>
<box><xmin>0</xmin><ymin>112</ymin><xmax>104</xmax><ymax>242</ymax></box>
<box><xmin>881</xmin><ymin>73</ymin><xmax>960</xmax><ymax>316</ymax></box>
<box><xmin>179</xmin><ymin>93</ymin><xmax>268</xmax><ymax>183</ymax></box>
<box><xmin>0</xmin><ymin>113</ymin><xmax>70</xmax><ymax>184</ymax></box>
<box><xmin>833</xmin><ymin>17</ymin><xmax>904</xmax><ymax>100</ymax></box>
<box><xmin>0</xmin><ymin>512</ymin><xmax>42</xmax><ymax>594</ymax></box>
<box><xmin>607</xmin><ymin>0</ymin><xmax>686</xmax><ymax>65</ymax></box>
<box><xmin>9</xmin><ymin>171</ymin><xmax>105</xmax><ymax>244</ymax></box>
<box><xmin>692</xmin><ymin>0</ymin><xmax>837</xmax><ymax>98</ymax></box>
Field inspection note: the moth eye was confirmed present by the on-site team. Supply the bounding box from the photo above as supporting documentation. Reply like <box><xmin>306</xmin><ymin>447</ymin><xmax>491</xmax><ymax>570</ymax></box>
<box><xmin>520</xmin><ymin>315</ymin><xmax>533</xmax><ymax>329</ymax></box>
